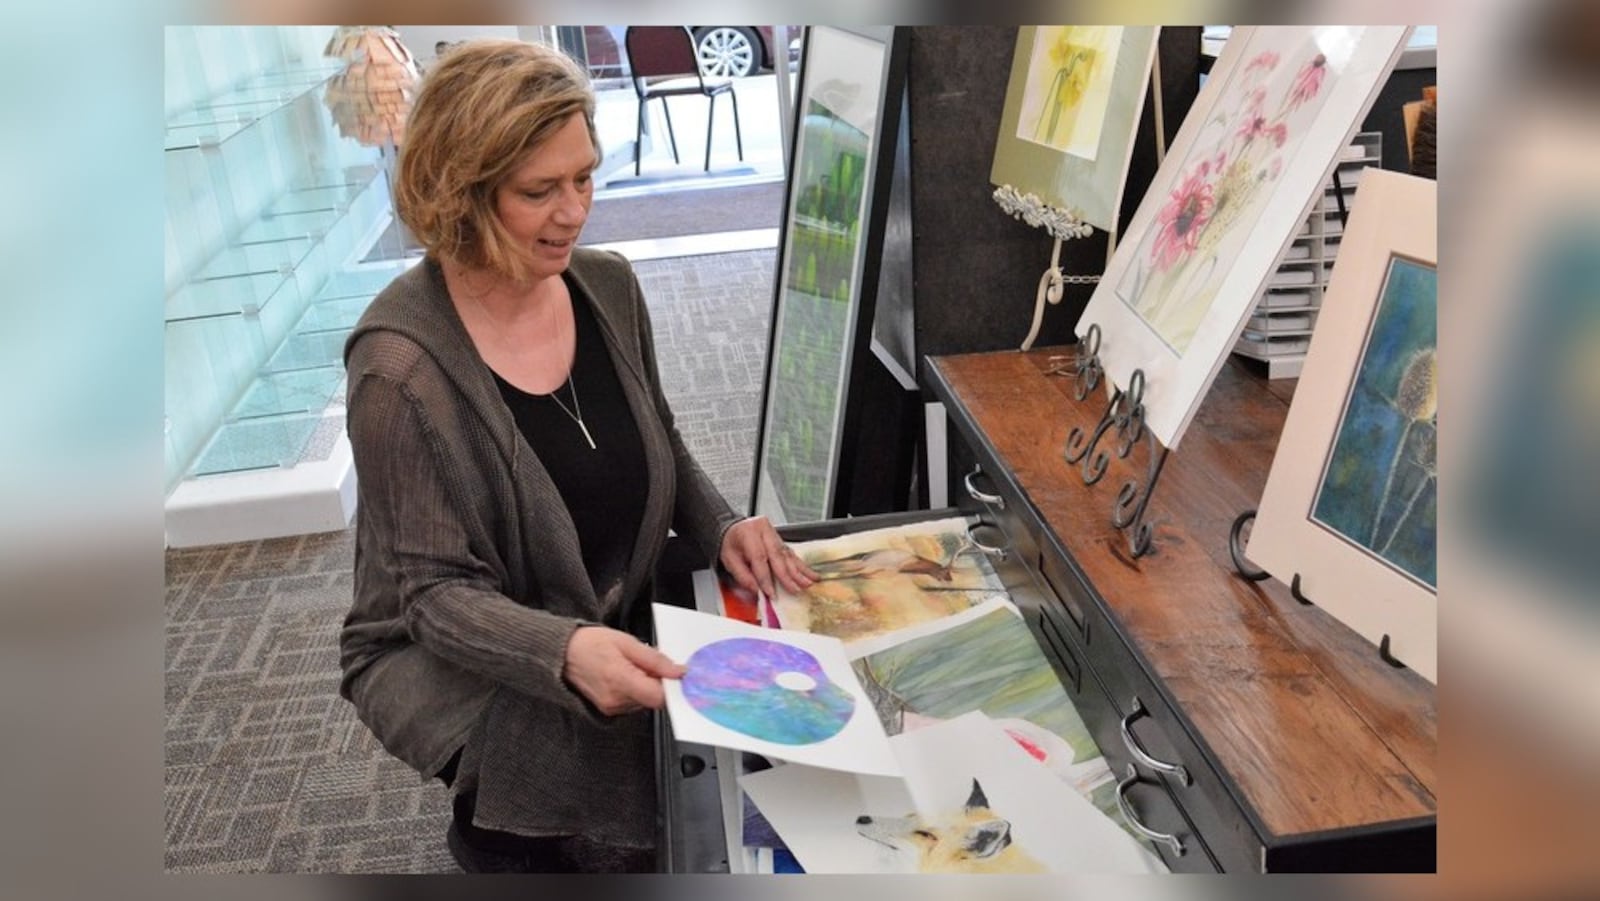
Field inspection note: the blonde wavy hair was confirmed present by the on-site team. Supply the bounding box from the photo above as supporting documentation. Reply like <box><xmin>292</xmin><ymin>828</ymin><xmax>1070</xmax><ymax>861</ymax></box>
<box><xmin>394</xmin><ymin>39</ymin><xmax>600</xmax><ymax>283</ymax></box>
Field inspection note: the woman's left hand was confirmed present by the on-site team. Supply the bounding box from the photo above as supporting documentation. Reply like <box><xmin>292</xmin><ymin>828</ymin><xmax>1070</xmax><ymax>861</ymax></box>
<box><xmin>720</xmin><ymin>516</ymin><xmax>818</xmax><ymax>599</ymax></box>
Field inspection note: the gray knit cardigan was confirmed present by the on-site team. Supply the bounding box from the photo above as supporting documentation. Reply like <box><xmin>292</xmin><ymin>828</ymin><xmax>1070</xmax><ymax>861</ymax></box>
<box><xmin>339</xmin><ymin>249</ymin><xmax>739</xmax><ymax>844</ymax></box>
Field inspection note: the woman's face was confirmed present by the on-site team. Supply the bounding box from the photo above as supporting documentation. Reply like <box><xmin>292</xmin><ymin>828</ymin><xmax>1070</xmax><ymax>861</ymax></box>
<box><xmin>493</xmin><ymin>112</ymin><xmax>598</xmax><ymax>281</ymax></box>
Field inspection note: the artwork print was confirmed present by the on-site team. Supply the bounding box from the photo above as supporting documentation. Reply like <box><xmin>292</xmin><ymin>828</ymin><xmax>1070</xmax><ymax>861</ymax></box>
<box><xmin>1014</xmin><ymin>26</ymin><xmax>1121</xmax><ymax>159</ymax></box>
<box><xmin>1311</xmin><ymin>257</ymin><xmax>1437</xmax><ymax>589</ymax></box>
<box><xmin>1115</xmin><ymin>35</ymin><xmax>1340</xmax><ymax>354</ymax></box>
<box><xmin>1245</xmin><ymin>168</ymin><xmax>1436</xmax><ymax>682</ymax></box>
<box><xmin>990</xmin><ymin>26</ymin><xmax>1158</xmax><ymax>233</ymax></box>
<box><xmin>756</xmin><ymin>26</ymin><xmax>892</xmax><ymax>526</ymax></box>
<box><xmin>683</xmin><ymin>637</ymin><xmax>856</xmax><ymax>745</ymax></box>
<box><xmin>653</xmin><ymin>602</ymin><xmax>900</xmax><ymax>775</ymax></box>
<box><xmin>1077</xmin><ymin>26</ymin><xmax>1409</xmax><ymax>448</ymax></box>
<box><xmin>850</xmin><ymin>600</ymin><xmax>1142</xmax><ymax>844</ymax></box>
<box><xmin>762</xmin><ymin>101</ymin><xmax>871</xmax><ymax>522</ymax></box>
<box><xmin>772</xmin><ymin>518</ymin><xmax>1006</xmax><ymax>643</ymax></box>
<box><xmin>738</xmin><ymin>712</ymin><xmax>1165</xmax><ymax>874</ymax></box>
<box><xmin>855</xmin><ymin>778</ymin><xmax>1045</xmax><ymax>873</ymax></box>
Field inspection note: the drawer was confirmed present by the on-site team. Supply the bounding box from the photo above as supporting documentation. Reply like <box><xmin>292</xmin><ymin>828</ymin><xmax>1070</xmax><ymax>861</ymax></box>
<box><xmin>956</xmin><ymin>456</ymin><xmax>1041</xmax><ymax>577</ymax></box>
<box><xmin>1036</xmin><ymin>528</ymin><xmax>1090</xmax><ymax>640</ymax></box>
<box><xmin>940</xmin><ymin>410</ymin><xmax>1264</xmax><ymax>872</ymax></box>
<box><xmin>1030</xmin><ymin>601</ymin><xmax>1220</xmax><ymax>873</ymax></box>
<box><xmin>1062</xmin><ymin>573</ymin><xmax>1267</xmax><ymax>872</ymax></box>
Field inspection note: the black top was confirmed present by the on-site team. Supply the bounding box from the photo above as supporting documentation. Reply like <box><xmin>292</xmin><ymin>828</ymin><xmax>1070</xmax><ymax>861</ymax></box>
<box><xmin>493</xmin><ymin>281</ymin><xmax>648</xmax><ymax>602</ymax></box>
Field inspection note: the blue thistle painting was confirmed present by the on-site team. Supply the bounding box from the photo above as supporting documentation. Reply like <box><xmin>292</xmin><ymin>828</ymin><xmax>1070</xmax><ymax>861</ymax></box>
<box><xmin>1311</xmin><ymin>257</ymin><xmax>1437</xmax><ymax>590</ymax></box>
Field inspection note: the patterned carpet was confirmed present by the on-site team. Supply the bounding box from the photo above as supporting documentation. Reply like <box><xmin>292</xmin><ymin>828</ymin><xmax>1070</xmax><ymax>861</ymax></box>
<box><xmin>163</xmin><ymin>248</ymin><xmax>776</xmax><ymax>872</ymax></box>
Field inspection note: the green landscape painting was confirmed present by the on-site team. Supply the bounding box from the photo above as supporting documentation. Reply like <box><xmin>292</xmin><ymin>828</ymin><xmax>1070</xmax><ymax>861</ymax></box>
<box><xmin>763</xmin><ymin>100</ymin><xmax>871</xmax><ymax>523</ymax></box>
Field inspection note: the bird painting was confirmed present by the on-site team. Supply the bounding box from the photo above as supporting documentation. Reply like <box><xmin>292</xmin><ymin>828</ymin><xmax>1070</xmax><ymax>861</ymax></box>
<box><xmin>774</xmin><ymin>522</ymin><xmax>1004</xmax><ymax>644</ymax></box>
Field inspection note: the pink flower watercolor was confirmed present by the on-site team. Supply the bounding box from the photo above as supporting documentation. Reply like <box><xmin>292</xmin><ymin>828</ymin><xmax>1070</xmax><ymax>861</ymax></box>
<box><xmin>1150</xmin><ymin>166</ymin><xmax>1216</xmax><ymax>272</ymax></box>
<box><xmin>1289</xmin><ymin>53</ymin><xmax>1328</xmax><ymax>109</ymax></box>
<box><xmin>1245</xmin><ymin>50</ymin><xmax>1280</xmax><ymax>76</ymax></box>
<box><xmin>1242</xmin><ymin>87</ymin><xmax>1267</xmax><ymax>118</ymax></box>
<box><xmin>1227</xmin><ymin>88</ymin><xmax>1263</xmax><ymax>145</ymax></box>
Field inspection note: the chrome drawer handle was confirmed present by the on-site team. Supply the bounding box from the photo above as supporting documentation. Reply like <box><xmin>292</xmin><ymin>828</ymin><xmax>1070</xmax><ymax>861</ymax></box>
<box><xmin>1120</xmin><ymin>697</ymin><xmax>1191</xmax><ymax>785</ymax></box>
<box><xmin>963</xmin><ymin>466</ymin><xmax>1005</xmax><ymax>508</ymax></box>
<box><xmin>1116</xmin><ymin>764</ymin><xmax>1185</xmax><ymax>857</ymax></box>
<box><xmin>965</xmin><ymin>526</ymin><xmax>1008</xmax><ymax>561</ymax></box>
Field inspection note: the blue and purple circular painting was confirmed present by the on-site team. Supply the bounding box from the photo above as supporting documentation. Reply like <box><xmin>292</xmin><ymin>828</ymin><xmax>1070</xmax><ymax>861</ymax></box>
<box><xmin>681</xmin><ymin>637</ymin><xmax>855</xmax><ymax>744</ymax></box>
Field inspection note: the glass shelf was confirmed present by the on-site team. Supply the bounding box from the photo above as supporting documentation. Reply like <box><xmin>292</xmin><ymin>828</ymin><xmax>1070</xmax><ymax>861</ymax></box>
<box><xmin>164</xmin><ymin>63</ymin><xmax>342</xmax><ymax>152</ymax></box>
<box><xmin>193</xmin><ymin>236</ymin><xmax>314</xmax><ymax>281</ymax></box>
<box><xmin>169</xmin><ymin>170</ymin><xmax>388</xmax><ymax>323</ymax></box>
<box><xmin>167</xmin><ymin>98</ymin><xmax>283</xmax><ymax>129</ymax></box>
<box><xmin>227</xmin><ymin>366</ymin><xmax>345</xmax><ymax>422</ymax></box>
<box><xmin>297</xmin><ymin>294</ymin><xmax>375</xmax><ymax>333</ymax></box>
<box><xmin>263</xmin><ymin>326</ymin><xmax>353</xmax><ymax>373</ymax></box>
<box><xmin>236</xmin><ymin>207</ymin><xmax>340</xmax><ymax>245</ymax></box>
<box><xmin>319</xmin><ymin>261</ymin><xmax>412</xmax><ymax>300</ymax></box>
<box><xmin>266</xmin><ymin>182</ymin><xmax>367</xmax><ymax>217</ymax></box>
<box><xmin>290</xmin><ymin>163</ymin><xmax>381</xmax><ymax>192</ymax></box>
<box><xmin>166</xmin><ymin>269</ymin><xmax>304</xmax><ymax>322</ymax></box>
<box><xmin>247</xmin><ymin>64</ymin><xmax>345</xmax><ymax>89</ymax></box>
<box><xmin>197</xmin><ymin>85</ymin><xmax>307</xmax><ymax>111</ymax></box>
<box><xmin>190</xmin><ymin>410</ymin><xmax>327</xmax><ymax>477</ymax></box>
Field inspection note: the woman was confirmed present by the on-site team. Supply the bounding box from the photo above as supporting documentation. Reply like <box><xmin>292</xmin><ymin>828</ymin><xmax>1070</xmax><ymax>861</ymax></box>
<box><xmin>339</xmin><ymin>39</ymin><xmax>815</xmax><ymax>873</ymax></box>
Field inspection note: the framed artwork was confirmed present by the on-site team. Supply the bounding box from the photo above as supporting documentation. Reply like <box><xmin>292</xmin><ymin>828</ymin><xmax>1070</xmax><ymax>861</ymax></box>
<box><xmin>751</xmin><ymin>26</ymin><xmax>909</xmax><ymax>525</ymax></box>
<box><xmin>1077</xmin><ymin>26</ymin><xmax>1411</xmax><ymax>447</ymax></box>
<box><xmin>990</xmin><ymin>26</ymin><xmax>1160</xmax><ymax>233</ymax></box>
<box><xmin>1247</xmin><ymin>169</ymin><xmax>1437</xmax><ymax>683</ymax></box>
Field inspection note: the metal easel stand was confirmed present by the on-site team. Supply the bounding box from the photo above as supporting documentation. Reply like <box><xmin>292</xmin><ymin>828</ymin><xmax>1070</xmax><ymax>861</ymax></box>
<box><xmin>991</xmin><ymin>185</ymin><xmax>1100</xmax><ymax>353</ymax></box>
<box><xmin>1056</xmin><ymin>326</ymin><xmax>1171</xmax><ymax>558</ymax></box>
<box><xmin>1226</xmin><ymin>510</ymin><xmax>1409</xmax><ymax>670</ymax></box>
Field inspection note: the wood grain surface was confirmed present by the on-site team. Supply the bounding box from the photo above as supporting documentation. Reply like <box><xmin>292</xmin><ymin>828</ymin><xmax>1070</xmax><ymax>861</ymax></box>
<box><xmin>928</xmin><ymin>347</ymin><xmax>1436</xmax><ymax>838</ymax></box>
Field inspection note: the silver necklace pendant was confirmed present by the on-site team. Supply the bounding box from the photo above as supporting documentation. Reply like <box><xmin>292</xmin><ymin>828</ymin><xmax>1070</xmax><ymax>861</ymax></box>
<box><xmin>461</xmin><ymin>281</ymin><xmax>595</xmax><ymax>449</ymax></box>
<box><xmin>547</xmin><ymin>375</ymin><xmax>595</xmax><ymax>450</ymax></box>
<box><xmin>574</xmin><ymin>418</ymin><xmax>596</xmax><ymax>450</ymax></box>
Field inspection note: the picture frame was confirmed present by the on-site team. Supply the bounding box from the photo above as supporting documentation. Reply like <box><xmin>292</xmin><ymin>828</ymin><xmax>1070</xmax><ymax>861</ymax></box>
<box><xmin>751</xmin><ymin>26</ymin><xmax>909</xmax><ymax>525</ymax></box>
<box><xmin>1246</xmin><ymin>168</ymin><xmax>1437</xmax><ymax>683</ymax></box>
<box><xmin>990</xmin><ymin>26</ymin><xmax>1161</xmax><ymax>234</ymax></box>
<box><xmin>1076</xmin><ymin>26</ymin><xmax>1412</xmax><ymax>448</ymax></box>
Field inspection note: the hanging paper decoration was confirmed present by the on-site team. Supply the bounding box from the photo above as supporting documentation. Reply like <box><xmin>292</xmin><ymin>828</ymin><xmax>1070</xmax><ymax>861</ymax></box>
<box><xmin>323</xmin><ymin>26</ymin><xmax>419</xmax><ymax>147</ymax></box>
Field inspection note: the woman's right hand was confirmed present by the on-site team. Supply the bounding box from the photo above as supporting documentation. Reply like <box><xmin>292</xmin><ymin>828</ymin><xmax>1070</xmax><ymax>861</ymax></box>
<box><xmin>562</xmin><ymin>625</ymin><xmax>687</xmax><ymax>716</ymax></box>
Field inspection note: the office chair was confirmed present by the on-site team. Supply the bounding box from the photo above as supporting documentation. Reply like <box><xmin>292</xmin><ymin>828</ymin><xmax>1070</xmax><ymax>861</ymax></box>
<box><xmin>624</xmin><ymin>26</ymin><xmax>745</xmax><ymax>175</ymax></box>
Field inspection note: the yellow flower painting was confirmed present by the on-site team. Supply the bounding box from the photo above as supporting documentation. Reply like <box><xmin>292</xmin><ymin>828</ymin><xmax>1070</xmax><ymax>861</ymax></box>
<box><xmin>1014</xmin><ymin>26</ymin><xmax>1122</xmax><ymax>160</ymax></box>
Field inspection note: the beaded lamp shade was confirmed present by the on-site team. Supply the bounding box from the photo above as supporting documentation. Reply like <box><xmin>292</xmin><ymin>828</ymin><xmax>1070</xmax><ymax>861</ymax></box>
<box><xmin>323</xmin><ymin>26</ymin><xmax>419</xmax><ymax>147</ymax></box>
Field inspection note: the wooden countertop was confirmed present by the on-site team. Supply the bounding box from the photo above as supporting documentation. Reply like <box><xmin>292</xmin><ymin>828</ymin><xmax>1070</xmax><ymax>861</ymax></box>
<box><xmin>928</xmin><ymin>348</ymin><xmax>1436</xmax><ymax>839</ymax></box>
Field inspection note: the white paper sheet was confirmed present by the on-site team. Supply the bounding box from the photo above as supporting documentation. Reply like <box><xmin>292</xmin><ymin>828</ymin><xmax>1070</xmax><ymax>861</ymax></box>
<box><xmin>653</xmin><ymin>603</ymin><xmax>900</xmax><ymax>776</ymax></box>
<box><xmin>741</xmin><ymin>711</ymin><xmax>1166</xmax><ymax>874</ymax></box>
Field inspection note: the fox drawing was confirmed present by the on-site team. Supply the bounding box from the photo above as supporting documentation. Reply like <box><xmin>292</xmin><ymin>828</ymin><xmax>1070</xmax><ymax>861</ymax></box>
<box><xmin>854</xmin><ymin>779</ymin><xmax>1047</xmax><ymax>873</ymax></box>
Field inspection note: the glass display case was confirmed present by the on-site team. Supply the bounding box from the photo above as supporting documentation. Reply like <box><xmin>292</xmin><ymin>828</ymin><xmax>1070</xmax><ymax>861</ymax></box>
<box><xmin>164</xmin><ymin>26</ymin><xmax>406</xmax><ymax>493</ymax></box>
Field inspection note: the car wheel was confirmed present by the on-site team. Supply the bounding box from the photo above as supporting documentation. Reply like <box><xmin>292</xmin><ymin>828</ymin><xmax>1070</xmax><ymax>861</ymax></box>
<box><xmin>694</xmin><ymin>27</ymin><xmax>760</xmax><ymax>78</ymax></box>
